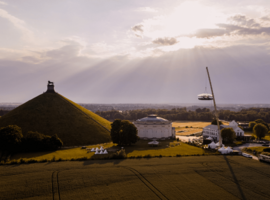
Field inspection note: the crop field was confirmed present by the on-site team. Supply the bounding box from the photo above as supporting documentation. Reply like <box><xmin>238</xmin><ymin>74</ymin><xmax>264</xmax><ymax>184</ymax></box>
<box><xmin>173</xmin><ymin>121</ymin><xmax>210</xmax><ymax>136</ymax></box>
<box><xmin>172</xmin><ymin>121</ymin><xmax>211</xmax><ymax>128</ymax></box>
<box><xmin>1</xmin><ymin>156</ymin><xmax>270</xmax><ymax>200</ymax></box>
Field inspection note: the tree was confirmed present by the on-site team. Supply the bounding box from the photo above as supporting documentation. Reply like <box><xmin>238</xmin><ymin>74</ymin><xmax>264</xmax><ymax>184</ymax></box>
<box><xmin>111</xmin><ymin>119</ymin><xmax>139</xmax><ymax>146</ymax></box>
<box><xmin>239</xmin><ymin>126</ymin><xmax>244</xmax><ymax>131</ymax></box>
<box><xmin>49</xmin><ymin>134</ymin><xmax>63</xmax><ymax>150</ymax></box>
<box><xmin>253</xmin><ymin>123</ymin><xmax>268</xmax><ymax>140</ymax></box>
<box><xmin>254</xmin><ymin>119</ymin><xmax>269</xmax><ymax>131</ymax></box>
<box><xmin>211</xmin><ymin>119</ymin><xmax>224</xmax><ymax>125</ymax></box>
<box><xmin>23</xmin><ymin>131</ymin><xmax>44</xmax><ymax>151</ymax></box>
<box><xmin>0</xmin><ymin>125</ymin><xmax>23</xmax><ymax>153</ymax></box>
<box><xmin>22</xmin><ymin>131</ymin><xmax>63</xmax><ymax>152</ymax></box>
<box><xmin>221</xmin><ymin>128</ymin><xmax>236</xmax><ymax>143</ymax></box>
<box><xmin>249</xmin><ymin>121</ymin><xmax>256</xmax><ymax>130</ymax></box>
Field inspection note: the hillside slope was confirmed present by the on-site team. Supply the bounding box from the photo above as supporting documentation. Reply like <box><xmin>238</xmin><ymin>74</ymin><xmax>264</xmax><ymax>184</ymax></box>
<box><xmin>0</xmin><ymin>93</ymin><xmax>111</xmax><ymax>146</ymax></box>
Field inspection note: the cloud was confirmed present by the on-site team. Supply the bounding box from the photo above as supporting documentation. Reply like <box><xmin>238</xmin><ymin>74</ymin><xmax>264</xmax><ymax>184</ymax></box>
<box><xmin>152</xmin><ymin>37</ymin><xmax>178</xmax><ymax>46</ymax></box>
<box><xmin>1</xmin><ymin>44</ymin><xmax>270</xmax><ymax>104</ymax></box>
<box><xmin>229</xmin><ymin>15</ymin><xmax>260</xmax><ymax>28</ymax></box>
<box><xmin>0</xmin><ymin>8</ymin><xmax>33</xmax><ymax>40</ymax></box>
<box><xmin>0</xmin><ymin>1</ymin><xmax>7</xmax><ymax>5</ymax></box>
<box><xmin>136</xmin><ymin>7</ymin><xmax>157</xmax><ymax>13</ymax></box>
<box><xmin>132</xmin><ymin>24</ymin><xmax>143</xmax><ymax>32</ymax></box>
<box><xmin>193</xmin><ymin>14</ymin><xmax>270</xmax><ymax>38</ymax></box>
<box><xmin>131</xmin><ymin>24</ymin><xmax>144</xmax><ymax>38</ymax></box>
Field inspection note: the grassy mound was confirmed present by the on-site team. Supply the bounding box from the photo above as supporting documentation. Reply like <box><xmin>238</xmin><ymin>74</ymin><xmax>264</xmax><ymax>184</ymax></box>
<box><xmin>0</xmin><ymin>93</ymin><xmax>111</xmax><ymax>146</ymax></box>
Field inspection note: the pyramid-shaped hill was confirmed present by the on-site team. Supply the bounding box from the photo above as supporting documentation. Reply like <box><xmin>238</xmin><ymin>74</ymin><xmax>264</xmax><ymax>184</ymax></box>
<box><xmin>0</xmin><ymin>87</ymin><xmax>111</xmax><ymax>146</ymax></box>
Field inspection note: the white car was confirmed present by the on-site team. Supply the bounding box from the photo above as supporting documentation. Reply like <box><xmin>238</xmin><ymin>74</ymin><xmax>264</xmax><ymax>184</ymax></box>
<box><xmin>242</xmin><ymin>153</ymin><xmax>252</xmax><ymax>158</ymax></box>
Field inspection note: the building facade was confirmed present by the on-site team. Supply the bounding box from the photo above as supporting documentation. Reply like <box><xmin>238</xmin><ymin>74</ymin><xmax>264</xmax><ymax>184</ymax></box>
<box><xmin>203</xmin><ymin>120</ymin><xmax>245</xmax><ymax>141</ymax></box>
<box><xmin>134</xmin><ymin>114</ymin><xmax>175</xmax><ymax>139</ymax></box>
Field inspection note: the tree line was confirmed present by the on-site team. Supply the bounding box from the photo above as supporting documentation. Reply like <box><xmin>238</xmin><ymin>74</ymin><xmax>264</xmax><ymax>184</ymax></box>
<box><xmin>95</xmin><ymin>107</ymin><xmax>270</xmax><ymax>122</ymax></box>
<box><xmin>0</xmin><ymin>125</ymin><xmax>63</xmax><ymax>161</ymax></box>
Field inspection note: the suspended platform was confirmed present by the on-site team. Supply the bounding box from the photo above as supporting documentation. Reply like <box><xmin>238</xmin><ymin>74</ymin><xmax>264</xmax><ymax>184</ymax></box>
<box><xmin>197</xmin><ymin>93</ymin><xmax>213</xmax><ymax>100</ymax></box>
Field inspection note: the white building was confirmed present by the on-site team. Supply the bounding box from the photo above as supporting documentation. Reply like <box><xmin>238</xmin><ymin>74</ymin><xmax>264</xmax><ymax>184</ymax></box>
<box><xmin>134</xmin><ymin>114</ymin><xmax>175</xmax><ymax>139</ymax></box>
<box><xmin>203</xmin><ymin>120</ymin><xmax>244</xmax><ymax>141</ymax></box>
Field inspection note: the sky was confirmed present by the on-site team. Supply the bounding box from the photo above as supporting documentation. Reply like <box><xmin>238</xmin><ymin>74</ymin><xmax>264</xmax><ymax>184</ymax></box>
<box><xmin>0</xmin><ymin>0</ymin><xmax>270</xmax><ymax>104</ymax></box>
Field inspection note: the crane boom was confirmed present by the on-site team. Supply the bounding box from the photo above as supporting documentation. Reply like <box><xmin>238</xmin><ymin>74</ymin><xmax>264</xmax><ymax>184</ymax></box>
<box><xmin>206</xmin><ymin>67</ymin><xmax>222</xmax><ymax>146</ymax></box>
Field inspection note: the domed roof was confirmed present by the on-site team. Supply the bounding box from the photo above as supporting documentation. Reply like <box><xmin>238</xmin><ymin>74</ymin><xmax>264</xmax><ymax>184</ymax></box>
<box><xmin>136</xmin><ymin>114</ymin><xmax>169</xmax><ymax>122</ymax></box>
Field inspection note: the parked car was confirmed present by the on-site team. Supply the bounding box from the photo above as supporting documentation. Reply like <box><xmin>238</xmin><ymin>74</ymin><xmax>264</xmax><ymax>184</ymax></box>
<box><xmin>262</xmin><ymin>144</ymin><xmax>269</xmax><ymax>147</ymax></box>
<box><xmin>242</xmin><ymin>153</ymin><xmax>252</xmax><ymax>158</ymax></box>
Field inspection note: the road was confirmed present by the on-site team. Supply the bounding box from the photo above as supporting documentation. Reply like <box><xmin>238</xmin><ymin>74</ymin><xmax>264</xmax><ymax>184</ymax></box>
<box><xmin>233</xmin><ymin>143</ymin><xmax>266</xmax><ymax>160</ymax></box>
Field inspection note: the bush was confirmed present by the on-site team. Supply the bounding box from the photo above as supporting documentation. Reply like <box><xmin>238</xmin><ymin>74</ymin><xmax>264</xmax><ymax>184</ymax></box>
<box><xmin>51</xmin><ymin>156</ymin><xmax>56</xmax><ymax>162</ymax></box>
<box><xmin>112</xmin><ymin>149</ymin><xmax>126</xmax><ymax>159</ymax></box>
<box><xmin>263</xmin><ymin>148</ymin><xmax>270</xmax><ymax>152</ymax></box>
<box><xmin>143</xmin><ymin>154</ymin><xmax>152</xmax><ymax>158</ymax></box>
<box><xmin>22</xmin><ymin>132</ymin><xmax>63</xmax><ymax>152</ymax></box>
<box><xmin>27</xmin><ymin>159</ymin><xmax>38</xmax><ymax>163</ymax></box>
<box><xmin>10</xmin><ymin>160</ymin><xmax>18</xmax><ymax>165</ymax></box>
<box><xmin>19</xmin><ymin>158</ymin><xmax>25</xmax><ymax>164</ymax></box>
<box><xmin>185</xmin><ymin>126</ymin><xmax>189</xmax><ymax>128</ymax></box>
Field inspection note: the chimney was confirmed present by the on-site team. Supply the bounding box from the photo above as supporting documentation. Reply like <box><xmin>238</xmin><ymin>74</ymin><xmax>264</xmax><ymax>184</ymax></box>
<box><xmin>46</xmin><ymin>81</ymin><xmax>55</xmax><ymax>93</ymax></box>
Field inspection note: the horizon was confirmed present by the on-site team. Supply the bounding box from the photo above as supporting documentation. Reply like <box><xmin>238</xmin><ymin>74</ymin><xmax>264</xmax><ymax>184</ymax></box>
<box><xmin>0</xmin><ymin>0</ymin><xmax>270</xmax><ymax>104</ymax></box>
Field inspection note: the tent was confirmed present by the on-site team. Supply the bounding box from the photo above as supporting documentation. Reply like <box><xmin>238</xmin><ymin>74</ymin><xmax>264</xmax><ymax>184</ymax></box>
<box><xmin>206</xmin><ymin>137</ymin><xmax>213</xmax><ymax>140</ymax></box>
<box><xmin>218</xmin><ymin>146</ymin><xmax>228</xmax><ymax>154</ymax></box>
<box><xmin>226</xmin><ymin>147</ymin><xmax>233</xmax><ymax>153</ymax></box>
<box><xmin>209</xmin><ymin>141</ymin><xmax>217</xmax><ymax>149</ymax></box>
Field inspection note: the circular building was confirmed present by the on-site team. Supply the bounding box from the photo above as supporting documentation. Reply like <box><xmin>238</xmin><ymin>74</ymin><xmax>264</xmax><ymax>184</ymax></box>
<box><xmin>134</xmin><ymin>114</ymin><xmax>175</xmax><ymax>139</ymax></box>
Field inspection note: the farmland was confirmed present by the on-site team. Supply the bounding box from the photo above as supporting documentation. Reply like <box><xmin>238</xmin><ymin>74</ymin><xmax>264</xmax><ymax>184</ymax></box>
<box><xmin>1</xmin><ymin>156</ymin><xmax>270</xmax><ymax>199</ymax></box>
<box><xmin>172</xmin><ymin>121</ymin><xmax>211</xmax><ymax>136</ymax></box>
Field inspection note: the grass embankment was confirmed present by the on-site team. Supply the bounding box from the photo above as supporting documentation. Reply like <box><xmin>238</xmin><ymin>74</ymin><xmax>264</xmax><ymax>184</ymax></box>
<box><xmin>0</xmin><ymin>93</ymin><xmax>111</xmax><ymax>146</ymax></box>
<box><xmin>1</xmin><ymin>156</ymin><xmax>270</xmax><ymax>200</ymax></box>
<box><xmin>10</xmin><ymin>140</ymin><xmax>212</xmax><ymax>163</ymax></box>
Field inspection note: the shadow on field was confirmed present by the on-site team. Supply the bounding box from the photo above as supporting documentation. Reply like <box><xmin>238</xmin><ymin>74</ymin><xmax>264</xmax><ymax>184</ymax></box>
<box><xmin>223</xmin><ymin>155</ymin><xmax>246</xmax><ymax>200</ymax></box>
<box><xmin>83</xmin><ymin>159</ymin><xmax>124</xmax><ymax>166</ymax></box>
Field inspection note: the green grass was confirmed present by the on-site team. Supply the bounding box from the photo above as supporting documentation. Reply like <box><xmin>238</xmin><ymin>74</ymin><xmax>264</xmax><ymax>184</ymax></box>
<box><xmin>0</xmin><ymin>93</ymin><xmax>111</xmax><ymax>146</ymax></box>
<box><xmin>124</xmin><ymin>140</ymin><xmax>206</xmax><ymax>157</ymax></box>
<box><xmin>11</xmin><ymin>143</ymin><xmax>115</xmax><ymax>162</ymax></box>
<box><xmin>9</xmin><ymin>140</ymin><xmax>212</xmax><ymax>162</ymax></box>
<box><xmin>1</xmin><ymin>156</ymin><xmax>270</xmax><ymax>200</ymax></box>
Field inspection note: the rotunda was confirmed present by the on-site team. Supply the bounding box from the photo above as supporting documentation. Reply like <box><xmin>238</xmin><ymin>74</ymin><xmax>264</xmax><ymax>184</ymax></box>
<box><xmin>134</xmin><ymin>114</ymin><xmax>175</xmax><ymax>139</ymax></box>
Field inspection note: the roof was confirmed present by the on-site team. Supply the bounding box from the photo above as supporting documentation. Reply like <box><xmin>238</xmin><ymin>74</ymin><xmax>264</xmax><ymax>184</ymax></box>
<box><xmin>203</xmin><ymin>125</ymin><xmax>226</xmax><ymax>130</ymax></box>
<box><xmin>136</xmin><ymin>114</ymin><xmax>169</xmax><ymax>122</ymax></box>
